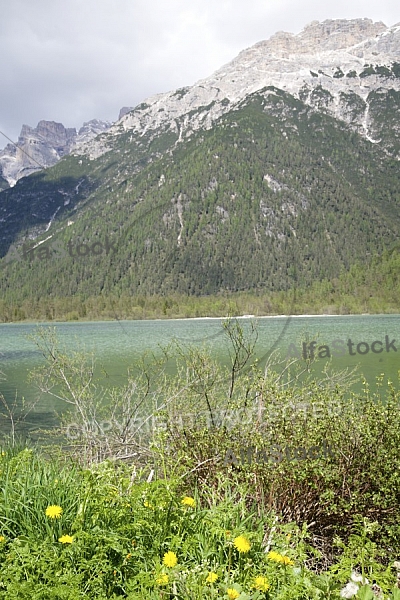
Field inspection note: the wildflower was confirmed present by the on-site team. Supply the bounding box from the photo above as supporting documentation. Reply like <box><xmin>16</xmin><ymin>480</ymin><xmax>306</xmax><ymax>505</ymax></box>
<box><xmin>233</xmin><ymin>535</ymin><xmax>251</xmax><ymax>553</ymax></box>
<box><xmin>163</xmin><ymin>551</ymin><xmax>178</xmax><ymax>568</ymax></box>
<box><xmin>339</xmin><ymin>572</ymin><xmax>370</xmax><ymax>598</ymax></box>
<box><xmin>227</xmin><ymin>589</ymin><xmax>240</xmax><ymax>599</ymax></box>
<box><xmin>181</xmin><ymin>496</ymin><xmax>196</xmax><ymax>508</ymax></box>
<box><xmin>206</xmin><ymin>572</ymin><xmax>218</xmax><ymax>583</ymax></box>
<box><xmin>253</xmin><ymin>575</ymin><xmax>269</xmax><ymax>591</ymax></box>
<box><xmin>267</xmin><ymin>550</ymin><xmax>293</xmax><ymax>565</ymax></box>
<box><xmin>156</xmin><ymin>574</ymin><xmax>169</xmax><ymax>585</ymax></box>
<box><xmin>267</xmin><ymin>550</ymin><xmax>281</xmax><ymax>562</ymax></box>
<box><xmin>340</xmin><ymin>581</ymin><xmax>359</xmax><ymax>598</ymax></box>
<box><xmin>58</xmin><ymin>535</ymin><xmax>73</xmax><ymax>544</ymax></box>
<box><xmin>350</xmin><ymin>571</ymin><xmax>369</xmax><ymax>584</ymax></box>
<box><xmin>0</xmin><ymin>536</ymin><xmax>5</xmax><ymax>543</ymax></box>
<box><xmin>126</xmin><ymin>553</ymin><xmax>132</xmax><ymax>560</ymax></box>
<box><xmin>45</xmin><ymin>505</ymin><xmax>63</xmax><ymax>519</ymax></box>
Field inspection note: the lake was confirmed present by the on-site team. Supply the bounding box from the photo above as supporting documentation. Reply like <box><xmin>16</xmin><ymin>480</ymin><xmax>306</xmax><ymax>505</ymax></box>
<box><xmin>0</xmin><ymin>314</ymin><xmax>399</xmax><ymax>438</ymax></box>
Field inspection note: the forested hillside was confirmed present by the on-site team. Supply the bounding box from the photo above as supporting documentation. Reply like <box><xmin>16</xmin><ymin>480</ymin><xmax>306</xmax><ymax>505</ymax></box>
<box><xmin>0</xmin><ymin>87</ymin><xmax>399</xmax><ymax>321</ymax></box>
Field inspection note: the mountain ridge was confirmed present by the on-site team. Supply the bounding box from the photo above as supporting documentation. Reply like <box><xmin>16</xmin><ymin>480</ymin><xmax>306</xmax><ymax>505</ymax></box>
<box><xmin>2</xmin><ymin>18</ymin><xmax>399</xmax><ymax>184</ymax></box>
<box><xmin>0</xmin><ymin>17</ymin><xmax>399</xmax><ymax>315</ymax></box>
<box><xmin>74</xmin><ymin>18</ymin><xmax>400</xmax><ymax>162</ymax></box>
<box><xmin>0</xmin><ymin>118</ymin><xmax>112</xmax><ymax>187</ymax></box>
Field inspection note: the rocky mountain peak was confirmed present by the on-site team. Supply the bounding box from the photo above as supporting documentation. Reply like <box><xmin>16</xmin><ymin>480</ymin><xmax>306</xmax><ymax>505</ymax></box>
<box><xmin>235</xmin><ymin>17</ymin><xmax>392</xmax><ymax>63</ymax></box>
<box><xmin>298</xmin><ymin>18</ymin><xmax>387</xmax><ymax>51</ymax></box>
<box><xmin>118</xmin><ymin>107</ymin><xmax>134</xmax><ymax>120</ymax></box>
<box><xmin>0</xmin><ymin>118</ymin><xmax>111</xmax><ymax>186</ymax></box>
<box><xmin>74</xmin><ymin>17</ymin><xmax>399</xmax><ymax>165</ymax></box>
<box><xmin>74</xmin><ymin>119</ymin><xmax>112</xmax><ymax>146</ymax></box>
<box><xmin>34</xmin><ymin>120</ymin><xmax>77</xmax><ymax>146</ymax></box>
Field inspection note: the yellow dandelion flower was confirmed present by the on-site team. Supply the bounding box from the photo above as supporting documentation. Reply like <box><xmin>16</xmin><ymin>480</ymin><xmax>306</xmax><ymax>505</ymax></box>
<box><xmin>267</xmin><ymin>550</ymin><xmax>294</xmax><ymax>565</ymax></box>
<box><xmin>126</xmin><ymin>553</ymin><xmax>132</xmax><ymax>560</ymax></box>
<box><xmin>156</xmin><ymin>573</ymin><xmax>169</xmax><ymax>585</ymax></box>
<box><xmin>45</xmin><ymin>505</ymin><xmax>63</xmax><ymax>519</ymax></box>
<box><xmin>233</xmin><ymin>535</ymin><xmax>251</xmax><ymax>553</ymax></box>
<box><xmin>253</xmin><ymin>575</ymin><xmax>269</xmax><ymax>591</ymax></box>
<box><xmin>181</xmin><ymin>496</ymin><xmax>196</xmax><ymax>508</ymax></box>
<box><xmin>227</xmin><ymin>588</ymin><xmax>240</xmax><ymax>599</ymax></box>
<box><xmin>163</xmin><ymin>551</ymin><xmax>178</xmax><ymax>568</ymax></box>
<box><xmin>58</xmin><ymin>534</ymin><xmax>73</xmax><ymax>544</ymax></box>
<box><xmin>206</xmin><ymin>572</ymin><xmax>218</xmax><ymax>583</ymax></box>
<box><xmin>267</xmin><ymin>550</ymin><xmax>281</xmax><ymax>562</ymax></box>
<box><xmin>0</xmin><ymin>535</ymin><xmax>5</xmax><ymax>543</ymax></box>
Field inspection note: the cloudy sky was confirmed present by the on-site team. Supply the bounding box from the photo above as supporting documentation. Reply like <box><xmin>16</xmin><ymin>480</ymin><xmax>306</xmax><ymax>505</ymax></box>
<box><xmin>0</xmin><ymin>0</ymin><xmax>398</xmax><ymax>145</ymax></box>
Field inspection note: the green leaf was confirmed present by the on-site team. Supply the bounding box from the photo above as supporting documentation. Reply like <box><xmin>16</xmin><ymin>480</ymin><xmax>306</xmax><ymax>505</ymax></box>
<box><xmin>357</xmin><ymin>585</ymin><xmax>374</xmax><ymax>600</ymax></box>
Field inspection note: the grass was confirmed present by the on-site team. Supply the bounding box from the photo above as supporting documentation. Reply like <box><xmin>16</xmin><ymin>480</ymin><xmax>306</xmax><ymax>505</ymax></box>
<box><xmin>0</xmin><ymin>446</ymin><xmax>399</xmax><ymax>599</ymax></box>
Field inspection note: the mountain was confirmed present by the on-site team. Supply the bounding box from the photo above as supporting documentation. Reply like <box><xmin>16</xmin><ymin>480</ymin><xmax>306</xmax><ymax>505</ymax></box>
<box><xmin>0</xmin><ymin>18</ymin><xmax>399</xmax><ymax>318</ymax></box>
<box><xmin>75</xmin><ymin>18</ymin><xmax>400</xmax><ymax>160</ymax></box>
<box><xmin>0</xmin><ymin>168</ymin><xmax>8</xmax><ymax>192</ymax></box>
<box><xmin>0</xmin><ymin>119</ymin><xmax>111</xmax><ymax>186</ymax></box>
<box><xmin>118</xmin><ymin>107</ymin><xmax>134</xmax><ymax>120</ymax></box>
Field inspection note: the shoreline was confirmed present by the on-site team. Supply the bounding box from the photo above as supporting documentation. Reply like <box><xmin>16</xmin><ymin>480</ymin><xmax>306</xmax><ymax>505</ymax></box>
<box><xmin>1</xmin><ymin>311</ymin><xmax>399</xmax><ymax>326</ymax></box>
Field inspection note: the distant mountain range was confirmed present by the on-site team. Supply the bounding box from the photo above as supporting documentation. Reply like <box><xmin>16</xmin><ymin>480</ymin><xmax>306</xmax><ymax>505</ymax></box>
<box><xmin>0</xmin><ymin>17</ymin><xmax>399</xmax><ymax>315</ymax></box>
<box><xmin>0</xmin><ymin>119</ymin><xmax>112</xmax><ymax>187</ymax></box>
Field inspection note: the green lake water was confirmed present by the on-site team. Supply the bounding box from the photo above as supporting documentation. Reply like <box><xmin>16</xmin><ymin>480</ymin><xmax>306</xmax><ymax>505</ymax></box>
<box><xmin>0</xmin><ymin>314</ymin><xmax>399</xmax><ymax>438</ymax></box>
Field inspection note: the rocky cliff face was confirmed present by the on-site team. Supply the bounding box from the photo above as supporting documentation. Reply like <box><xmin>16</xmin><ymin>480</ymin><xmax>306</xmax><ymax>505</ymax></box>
<box><xmin>74</xmin><ymin>18</ymin><xmax>400</xmax><ymax>160</ymax></box>
<box><xmin>0</xmin><ymin>167</ymin><xmax>8</xmax><ymax>191</ymax></box>
<box><xmin>0</xmin><ymin>119</ymin><xmax>111</xmax><ymax>186</ymax></box>
<box><xmin>74</xmin><ymin>119</ymin><xmax>112</xmax><ymax>148</ymax></box>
